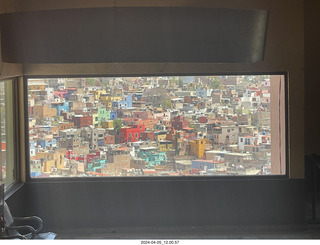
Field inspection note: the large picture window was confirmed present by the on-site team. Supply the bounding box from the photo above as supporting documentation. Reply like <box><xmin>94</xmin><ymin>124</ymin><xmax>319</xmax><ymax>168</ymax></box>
<box><xmin>27</xmin><ymin>75</ymin><xmax>286</xmax><ymax>178</ymax></box>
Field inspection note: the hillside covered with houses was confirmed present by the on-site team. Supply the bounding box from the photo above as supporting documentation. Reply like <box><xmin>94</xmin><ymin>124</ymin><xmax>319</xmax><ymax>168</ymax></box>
<box><xmin>27</xmin><ymin>75</ymin><xmax>275</xmax><ymax>177</ymax></box>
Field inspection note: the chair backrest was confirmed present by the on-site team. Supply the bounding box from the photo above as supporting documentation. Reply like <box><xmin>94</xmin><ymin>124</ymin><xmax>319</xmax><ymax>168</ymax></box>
<box><xmin>0</xmin><ymin>183</ymin><xmax>4</xmax><ymax>239</ymax></box>
<box><xmin>3</xmin><ymin>202</ymin><xmax>14</xmax><ymax>227</ymax></box>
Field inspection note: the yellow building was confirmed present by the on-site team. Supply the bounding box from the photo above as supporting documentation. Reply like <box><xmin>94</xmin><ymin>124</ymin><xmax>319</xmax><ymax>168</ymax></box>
<box><xmin>100</xmin><ymin>95</ymin><xmax>121</xmax><ymax>108</ymax></box>
<box><xmin>36</xmin><ymin>152</ymin><xmax>64</xmax><ymax>173</ymax></box>
<box><xmin>59</xmin><ymin>122</ymin><xmax>74</xmax><ymax>130</ymax></box>
<box><xmin>28</xmin><ymin>80</ymin><xmax>47</xmax><ymax>91</ymax></box>
<box><xmin>101</xmin><ymin>120</ymin><xmax>114</xmax><ymax>129</ymax></box>
<box><xmin>91</xmin><ymin>90</ymin><xmax>107</xmax><ymax>101</ymax></box>
<box><xmin>50</xmin><ymin>126</ymin><xmax>60</xmax><ymax>135</ymax></box>
<box><xmin>92</xmin><ymin>113</ymin><xmax>99</xmax><ymax>127</ymax></box>
<box><xmin>189</xmin><ymin>139</ymin><xmax>210</xmax><ymax>159</ymax></box>
<box><xmin>155</xmin><ymin>134</ymin><xmax>167</xmax><ymax>141</ymax></box>
<box><xmin>159</xmin><ymin>140</ymin><xmax>173</xmax><ymax>152</ymax></box>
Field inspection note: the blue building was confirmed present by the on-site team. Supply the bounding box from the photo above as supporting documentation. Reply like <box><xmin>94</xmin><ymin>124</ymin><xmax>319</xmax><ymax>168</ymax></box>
<box><xmin>182</xmin><ymin>76</ymin><xmax>195</xmax><ymax>84</ymax></box>
<box><xmin>137</xmin><ymin>147</ymin><xmax>167</xmax><ymax>167</ymax></box>
<box><xmin>30</xmin><ymin>141</ymin><xmax>36</xmax><ymax>156</ymax></box>
<box><xmin>87</xmin><ymin>159</ymin><xmax>106</xmax><ymax>172</ymax></box>
<box><xmin>134</xmin><ymin>92</ymin><xmax>143</xmax><ymax>101</ymax></box>
<box><xmin>38</xmin><ymin>138</ymin><xmax>57</xmax><ymax>149</ymax></box>
<box><xmin>51</xmin><ymin>101</ymin><xmax>69</xmax><ymax>115</ymax></box>
<box><xmin>195</xmin><ymin>87</ymin><xmax>213</xmax><ymax>99</ymax></box>
<box><xmin>110</xmin><ymin>111</ymin><xmax>117</xmax><ymax>120</ymax></box>
<box><xmin>125</xmin><ymin>94</ymin><xmax>133</xmax><ymax>107</ymax></box>
<box><xmin>112</xmin><ymin>95</ymin><xmax>133</xmax><ymax>109</ymax></box>
<box><xmin>191</xmin><ymin>160</ymin><xmax>215</xmax><ymax>170</ymax></box>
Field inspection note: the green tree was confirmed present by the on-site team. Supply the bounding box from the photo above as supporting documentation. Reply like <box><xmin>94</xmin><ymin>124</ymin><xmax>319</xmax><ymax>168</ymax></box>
<box><xmin>113</xmin><ymin>119</ymin><xmax>122</xmax><ymax>134</ymax></box>
<box><xmin>209</xmin><ymin>78</ymin><xmax>222</xmax><ymax>90</ymax></box>
<box><xmin>169</xmin><ymin>77</ymin><xmax>179</xmax><ymax>86</ymax></box>
<box><xmin>163</xmin><ymin>99</ymin><xmax>171</xmax><ymax>109</ymax></box>
<box><xmin>86</xmin><ymin>78</ymin><xmax>95</xmax><ymax>86</ymax></box>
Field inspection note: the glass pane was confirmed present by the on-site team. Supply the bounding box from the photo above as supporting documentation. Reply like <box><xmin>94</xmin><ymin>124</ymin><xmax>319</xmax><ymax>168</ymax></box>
<box><xmin>27</xmin><ymin>75</ymin><xmax>286</xmax><ymax>178</ymax></box>
<box><xmin>0</xmin><ymin>80</ymin><xmax>15</xmax><ymax>185</ymax></box>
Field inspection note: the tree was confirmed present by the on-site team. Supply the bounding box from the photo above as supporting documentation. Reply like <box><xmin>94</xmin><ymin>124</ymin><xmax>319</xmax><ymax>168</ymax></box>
<box><xmin>86</xmin><ymin>78</ymin><xmax>95</xmax><ymax>86</ymax></box>
<box><xmin>169</xmin><ymin>77</ymin><xmax>179</xmax><ymax>86</ymax></box>
<box><xmin>113</xmin><ymin>119</ymin><xmax>122</xmax><ymax>134</ymax></box>
<box><xmin>163</xmin><ymin>99</ymin><xmax>171</xmax><ymax>109</ymax></box>
<box><xmin>209</xmin><ymin>78</ymin><xmax>222</xmax><ymax>90</ymax></box>
<box><xmin>143</xmin><ymin>87</ymin><xmax>169</xmax><ymax>107</ymax></box>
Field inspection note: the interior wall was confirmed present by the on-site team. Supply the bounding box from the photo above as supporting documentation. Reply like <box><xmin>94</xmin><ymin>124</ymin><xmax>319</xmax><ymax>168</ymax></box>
<box><xmin>0</xmin><ymin>2</ymin><xmax>23</xmax><ymax>79</ymax></box>
<box><xmin>7</xmin><ymin>179</ymin><xmax>305</xmax><ymax>231</ymax></box>
<box><xmin>305</xmin><ymin>0</ymin><xmax>320</xmax><ymax>156</ymax></box>
<box><xmin>0</xmin><ymin>43</ymin><xmax>22</xmax><ymax>80</ymax></box>
<box><xmin>0</xmin><ymin>0</ymin><xmax>308</xmax><ymax>231</ymax></box>
<box><xmin>5</xmin><ymin>0</ymin><xmax>304</xmax><ymax>178</ymax></box>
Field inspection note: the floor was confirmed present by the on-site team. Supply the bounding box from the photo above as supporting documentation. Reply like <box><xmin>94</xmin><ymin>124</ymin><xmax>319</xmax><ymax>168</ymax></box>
<box><xmin>55</xmin><ymin>224</ymin><xmax>320</xmax><ymax>239</ymax></box>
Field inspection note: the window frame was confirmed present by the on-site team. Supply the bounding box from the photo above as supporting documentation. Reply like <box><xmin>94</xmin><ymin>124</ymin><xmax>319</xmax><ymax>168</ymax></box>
<box><xmin>23</xmin><ymin>72</ymin><xmax>289</xmax><ymax>182</ymax></box>
<box><xmin>1</xmin><ymin>77</ymin><xmax>21</xmax><ymax>194</ymax></box>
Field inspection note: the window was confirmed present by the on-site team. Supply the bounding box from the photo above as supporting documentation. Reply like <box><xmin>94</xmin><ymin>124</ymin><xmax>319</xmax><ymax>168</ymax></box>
<box><xmin>1</xmin><ymin>79</ymin><xmax>17</xmax><ymax>187</ymax></box>
<box><xmin>27</xmin><ymin>75</ymin><xmax>286</xmax><ymax>178</ymax></box>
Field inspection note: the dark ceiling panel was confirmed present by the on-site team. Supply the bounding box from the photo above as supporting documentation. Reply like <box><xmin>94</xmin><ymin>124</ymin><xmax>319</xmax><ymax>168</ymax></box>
<box><xmin>0</xmin><ymin>7</ymin><xmax>268</xmax><ymax>63</ymax></box>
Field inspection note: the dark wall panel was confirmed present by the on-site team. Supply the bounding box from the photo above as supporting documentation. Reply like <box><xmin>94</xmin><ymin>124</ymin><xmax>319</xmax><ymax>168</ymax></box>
<box><xmin>7</xmin><ymin>179</ymin><xmax>305</xmax><ymax>232</ymax></box>
<box><xmin>0</xmin><ymin>7</ymin><xmax>268</xmax><ymax>63</ymax></box>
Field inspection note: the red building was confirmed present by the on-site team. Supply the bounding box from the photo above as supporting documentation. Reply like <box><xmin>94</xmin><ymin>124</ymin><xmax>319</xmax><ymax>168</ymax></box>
<box><xmin>135</xmin><ymin>119</ymin><xmax>157</xmax><ymax>130</ymax></box>
<box><xmin>87</xmin><ymin>151</ymin><xmax>100</xmax><ymax>164</ymax></box>
<box><xmin>54</xmin><ymin>90</ymin><xmax>68</xmax><ymax>99</ymax></box>
<box><xmin>120</xmin><ymin>124</ymin><xmax>146</xmax><ymax>143</ymax></box>
<box><xmin>66</xmin><ymin>150</ymin><xmax>73</xmax><ymax>159</ymax></box>
<box><xmin>172</xmin><ymin>115</ymin><xmax>189</xmax><ymax>130</ymax></box>
<box><xmin>104</xmin><ymin>135</ymin><xmax>116</xmax><ymax>144</ymax></box>
<box><xmin>199</xmin><ymin>116</ymin><xmax>208</xmax><ymax>123</ymax></box>
<box><xmin>73</xmin><ymin>115</ymin><xmax>93</xmax><ymax>128</ymax></box>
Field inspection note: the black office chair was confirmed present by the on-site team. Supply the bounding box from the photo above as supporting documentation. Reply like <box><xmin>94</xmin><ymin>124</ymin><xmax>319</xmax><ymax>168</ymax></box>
<box><xmin>3</xmin><ymin>202</ymin><xmax>56</xmax><ymax>239</ymax></box>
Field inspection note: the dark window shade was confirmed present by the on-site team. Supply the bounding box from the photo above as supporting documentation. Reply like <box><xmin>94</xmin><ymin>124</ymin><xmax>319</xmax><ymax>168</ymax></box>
<box><xmin>0</xmin><ymin>7</ymin><xmax>268</xmax><ymax>63</ymax></box>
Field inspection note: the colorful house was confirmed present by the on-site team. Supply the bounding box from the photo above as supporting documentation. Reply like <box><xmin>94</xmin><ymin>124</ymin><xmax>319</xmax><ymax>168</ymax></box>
<box><xmin>35</xmin><ymin>151</ymin><xmax>64</xmax><ymax>173</ymax></box>
<box><xmin>191</xmin><ymin>160</ymin><xmax>216</xmax><ymax>171</ymax></box>
<box><xmin>189</xmin><ymin>139</ymin><xmax>209</xmax><ymax>158</ymax></box>
<box><xmin>120</xmin><ymin>124</ymin><xmax>146</xmax><ymax>143</ymax></box>
<box><xmin>172</xmin><ymin>115</ymin><xmax>189</xmax><ymax>130</ymax></box>
<box><xmin>154</xmin><ymin>130</ymin><xmax>168</xmax><ymax>141</ymax></box>
<box><xmin>92</xmin><ymin>113</ymin><xmax>99</xmax><ymax>127</ymax></box>
<box><xmin>112</xmin><ymin>94</ymin><xmax>133</xmax><ymax>109</ymax></box>
<box><xmin>98</xmin><ymin>108</ymin><xmax>108</xmax><ymax>122</ymax></box>
<box><xmin>73</xmin><ymin>115</ymin><xmax>93</xmax><ymax>128</ymax></box>
<box><xmin>159</xmin><ymin>140</ymin><xmax>174</xmax><ymax>152</ymax></box>
<box><xmin>101</xmin><ymin>120</ymin><xmax>114</xmax><ymax>129</ymax></box>
<box><xmin>100</xmin><ymin>94</ymin><xmax>121</xmax><ymax>108</ymax></box>
<box><xmin>38</xmin><ymin>138</ymin><xmax>57</xmax><ymax>149</ymax></box>
<box><xmin>51</xmin><ymin>101</ymin><xmax>70</xmax><ymax>115</ymax></box>
<box><xmin>110</xmin><ymin>111</ymin><xmax>117</xmax><ymax>120</ymax></box>
<box><xmin>137</xmin><ymin>147</ymin><xmax>167</xmax><ymax>167</ymax></box>
<box><xmin>91</xmin><ymin>90</ymin><xmax>107</xmax><ymax>101</ymax></box>
<box><xmin>140</xmin><ymin>131</ymin><xmax>155</xmax><ymax>141</ymax></box>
